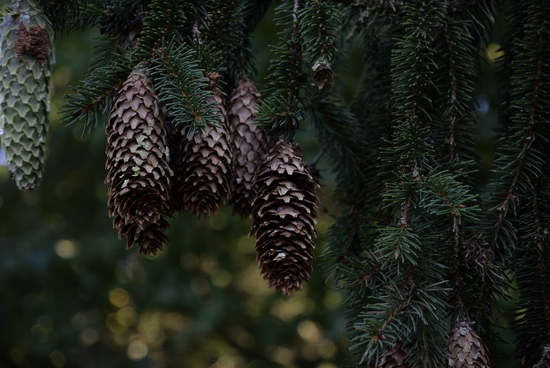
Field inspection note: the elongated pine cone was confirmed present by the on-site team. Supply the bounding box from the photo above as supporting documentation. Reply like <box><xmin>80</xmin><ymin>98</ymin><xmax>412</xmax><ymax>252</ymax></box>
<box><xmin>250</xmin><ymin>139</ymin><xmax>319</xmax><ymax>295</ymax></box>
<box><xmin>106</xmin><ymin>67</ymin><xmax>172</xmax><ymax>255</ymax></box>
<box><xmin>378</xmin><ymin>342</ymin><xmax>410</xmax><ymax>368</ymax></box>
<box><xmin>447</xmin><ymin>321</ymin><xmax>491</xmax><ymax>368</ymax></box>
<box><xmin>177</xmin><ymin>77</ymin><xmax>233</xmax><ymax>216</ymax></box>
<box><xmin>228</xmin><ymin>79</ymin><xmax>267</xmax><ymax>218</ymax></box>
<box><xmin>0</xmin><ymin>0</ymin><xmax>53</xmax><ymax>191</ymax></box>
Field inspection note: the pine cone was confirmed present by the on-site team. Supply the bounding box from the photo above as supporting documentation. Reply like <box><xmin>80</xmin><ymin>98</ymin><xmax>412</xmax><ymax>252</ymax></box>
<box><xmin>312</xmin><ymin>58</ymin><xmax>334</xmax><ymax>89</ymax></box>
<box><xmin>228</xmin><ymin>79</ymin><xmax>267</xmax><ymax>218</ymax></box>
<box><xmin>0</xmin><ymin>0</ymin><xmax>53</xmax><ymax>191</ymax></box>
<box><xmin>447</xmin><ymin>321</ymin><xmax>492</xmax><ymax>368</ymax></box>
<box><xmin>378</xmin><ymin>342</ymin><xmax>410</xmax><ymax>368</ymax></box>
<box><xmin>106</xmin><ymin>67</ymin><xmax>172</xmax><ymax>255</ymax></box>
<box><xmin>462</xmin><ymin>236</ymin><xmax>492</xmax><ymax>270</ymax></box>
<box><xmin>532</xmin><ymin>345</ymin><xmax>550</xmax><ymax>368</ymax></box>
<box><xmin>250</xmin><ymin>139</ymin><xmax>319</xmax><ymax>295</ymax></box>
<box><xmin>177</xmin><ymin>78</ymin><xmax>233</xmax><ymax>216</ymax></box>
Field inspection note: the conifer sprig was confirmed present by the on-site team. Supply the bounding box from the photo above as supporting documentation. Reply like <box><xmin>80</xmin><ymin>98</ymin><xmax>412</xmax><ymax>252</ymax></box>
<box><xmin>150</xmin><ymin>43</ymin><xmax>217</xmax><ymax>135</ymax></box>
<box><xmin>299</xmin><ymin>0</ymin><xmax>341</xmax><ymax>89</ymax></box>
<box><xmin>433</xmin><ymin>12</ymin><xmax>478</xmax><ymax>171</ymax></box>
<box><xmin>256</xmin><ymin>0</ymin><xmax>305</xmax><ymax>140</ymax></box>
<box><xmin>207</xmin><ymin>0</ymin><xmax>263</xmax><ymax>86</ymax></box>
<box><xmin>131</xmin><ymin>0</ymin><xmax>189</xmax><ymax>61</ymax></box>
<box><xmin>60</xmin><ymin>49</ymin><xmax>132</xmax><ymax>132</ymax></box>
<box><xmin>484</xmin><ymin>0</ymin><xmax>550</xmax><ymax>264</ymax></box>
<box><xmin>487</xmin><ymin>0</ymin><xmax>550</xmax><ymax>364</ymax></box>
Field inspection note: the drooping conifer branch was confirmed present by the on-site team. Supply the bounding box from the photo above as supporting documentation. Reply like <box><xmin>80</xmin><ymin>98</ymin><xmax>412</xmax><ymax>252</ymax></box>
<box><xmin>361</xmin><ymin>1</ymin><xmax>455</xmax><ymax>366</ymax></box>
<box><xmin>435</xmin><ymin>13</ymin><xmax>477</xmax><ymax>169</ymax></box>
<box><xmin>60</xmin><ymin>47</ymin><xmax>132</xmax><ymax>132</ymax></box>
<box><xmin>515</xmin><ymin>183</ymin><xmax>550</xmax><ymax>366</ymax></box>
<box><xmin>150</xmin><ymin>43</ymin><xmax>216</xmax><ymax>134</ymax></box>
<box><xmin>494</xmin><ymin>1</ymin><xmax>550</xmax><ymax>364</ymax></box>
<box><xmin>425</xmin><ymin>4</ymin><xmax>493</xmax><ymax>328</ymax></box>
<box><xmin>256</xmin><ymin>0</ymin><xmax>304</xmax><ymax>140</ymax></box>
<box><xmin>486</xmin><ymin>0</ymin><xmax>550</xmax><ymax>264</ymax></box>
<box><xmin>299</xmin><ymin>0</ymin><xmax>341</xmax><ymax>89</ymax></box>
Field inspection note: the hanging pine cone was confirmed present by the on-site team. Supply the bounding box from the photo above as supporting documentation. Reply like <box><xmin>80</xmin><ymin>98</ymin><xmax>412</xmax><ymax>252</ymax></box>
<box><xmin>378</xmin><ymin>342</ymin><xmax>410</xmax><ymax>368</ymax></box>
<box><xmin>176</xmin><ymin>73</ymin><xmax>233</xmax><ymax>216</ymax></box>
<box><xmin>312</xmin><ymin>58</ymin><xmax>334</xmax><ymax>89</ymax></box>
<box><xmin>228</xmin><ymin>79</ymin><xmax>267</xmax><ymax>218</ymax></box>
<box><xmin>106</xmin><ymin>67</ymin><xmax>172</xmax><ymax>255</ymax></box>
<box><xmin>532</xmin><ymin>345</ymin><xmax>550</xmax><ymax>368</ymax></box>
<box><xmin>447</xmin><ymin>321</ymin><xmax>492</xmax><ymax>368</ymax></box>
<box><xmin>250</xmin><ymin>139</ymin><xmax>319</xmax><ymax>295</ymax></box>
<box><xmin>462</xmin><ymin>235</ymin><xmax>492</xmax><ymax>271</ymax></box>
<box><xmin>0</xmin><ymin>0</ymin><xmax>53</xmax><ymax>191</ymax></box>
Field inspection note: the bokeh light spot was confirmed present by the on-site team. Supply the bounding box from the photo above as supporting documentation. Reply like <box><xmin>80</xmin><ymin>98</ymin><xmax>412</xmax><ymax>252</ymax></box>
<box><xmin>212</xmin><ymin>270</ymin><xmax>232</xmax><ymax>288</ymax></box>
<box><xmin>54</xmin><ymin>239</ymin><xmax>78</xmax><ymax>259</ymax></box>
<box><xmin>161</xmin><ymin>312</ymin><xmax>188</xmax><ymax>331</ymax></box>
<box><xmin>485</xmin><ymin>43</ymin><xmax>504</xmax><ymax>63</ymax></box>
<box><xmin>116</xmin><ymin>307</ymin><xmax>137</xmax><ymax>327</ymax></box>
<box><xmin>180</xmin><ymin>252</ymin><xmax>200</xmax><ymax>271</ymax></box>
<box><xmin>106</xmin><ymin>313</ymin><xmax>127</xmax><ymax>335</ymax></box>
<box><xmin>70</xmin><ymin>312</ymin><xmax>87</xmax><ymax>329</ymax></box>
<box><xmin>49</xmin><ymin>351</ymin><xmax>66</xmax><ymax>368</ymax></box>
<box><xmin>271</xmin><ymin>295</ymin><xmax>312</xmax><ymax>321</ymax></box>
<box><xmin>109</xmin><ymin>288</ymin><xmax>130</xmax><ymax>307</ymax></box>
<box><xmin>316</xmin><ymin>363</ymin><xmax>338</xmax><ymax>368</ymax></box>
<box><xmin>317</xmin><ymin>340</ymin><xmax>337</xmax><ymax>360</ymax></box>
<box><xmin>200</xmin><ymin>255</ymin><xmax>218</xmax><ymax>275</ymax></box>
<box><xmin>267</xmin><ymin>346</ymin><xmax>295</xmax><ymax>366</ymax></box>
<box><xmin>80</xmin><ymin>328</ymin><xmax>99</xmax><ymax>346</ymax></box>
<box><xmin>127</xmin><ymin>340</ymin><xmax>148</xmax><ymax>361</ymax></box>
<box><xmin>297</xmin><ymin>320</ymin><xmax>322</xmax><ymax>343</ymax></box>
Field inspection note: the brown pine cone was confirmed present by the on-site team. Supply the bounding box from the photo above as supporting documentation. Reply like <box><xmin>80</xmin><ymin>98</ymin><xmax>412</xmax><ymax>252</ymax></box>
<box><xmin>105</xmin><ymin>67</ymin><xmax>172</xmax><ymax>255</ymax></box>
<box><xmin>447</xmin><ymin>321</ymin><xmax>492</xmax><ymax>368</ymax></box>
<box><xmin>378</xmin><ymin>342</ymin><xmax>409</xmax><ymax>368</ymax></box>
<box><xmin>176</xmin><ymin>80</ymin><xmax>233</xmax><ymax>216</ymax></box>
<box><xmin>228</xmin><ymin>79</ymin><xmax>267</xmax><ymax>218</ymax></box>
<box><xmin>250</xmin><ymin>139</ymin><xmax>319</xmax><ymax>295</ymax></box>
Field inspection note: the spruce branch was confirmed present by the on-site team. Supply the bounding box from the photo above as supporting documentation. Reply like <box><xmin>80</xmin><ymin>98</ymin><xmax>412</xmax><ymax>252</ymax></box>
<box><xmin>299</xmin><ymin>0</ymin><xmax>341</xmax><ymax>89</ymax></box>
<box><xmin>60</xmin><ymin>49</ymin><xmax>132</xmax><ymax>132</ymax></box>
<box><xmin>486</xmin><ymin>0</ymin><xmax>550</xmax><ymax>262</ymax></box>
<box><xmin>256</xmin><ymin>0</ymin><xmax>305</xmax><ymax>140</ymax></box>
<box><xmin>207</xmin><ymin>0</ymin><xmax>257</xmax><ymax>82</ymax></box>
<box><xmin>515</xmin><ymin>183</ymin><xmax>550</xmax><ymax>366</ymax></box>
<box><xmin>150</xmin><ymin>42</ymin><xmax>216</xmax><ymax>135</ymax></box>
<box><xmin>131</xmin><ymin>0</ymin><xmax>189</xmax><ymax>61</ymax></box>
<box><xmin>434</xmin><ymin>12</ymin><xmax>478</xmax><ymax>169</ymax></box>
